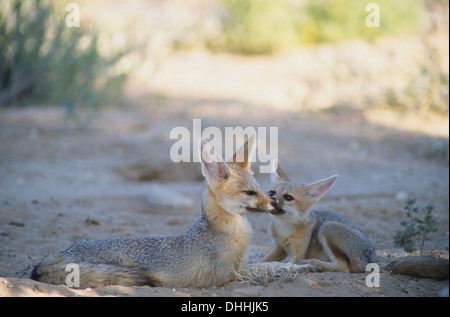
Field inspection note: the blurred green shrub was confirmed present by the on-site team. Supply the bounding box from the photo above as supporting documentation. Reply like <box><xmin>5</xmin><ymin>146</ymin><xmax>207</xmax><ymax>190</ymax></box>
<box><xmin>213</xmin><ymin>0</ymin><xmax>425</xmax><ymax>55</ymax></box>
<box><xmin>212</xmin><ymin>0</ymin><xmax>298</xmax><ymax>55</ymax></box>
<box><xmin>297</xmin><ymin>0</ymin><xmax>425</xmax><ymax>44</ymax></box>
<box><xmin>0</xmin><ymin>0</ymin><xmax>132</xmax><ymax>124</ymax></box>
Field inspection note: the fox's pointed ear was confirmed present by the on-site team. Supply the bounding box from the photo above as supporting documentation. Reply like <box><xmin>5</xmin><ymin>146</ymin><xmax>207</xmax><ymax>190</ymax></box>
<box><xmin>306</xmin><ymin>175</ymin><xmax>338</xmax><ymax>202</ymax></box>
<box><xmin>270</xmin><ymin>159</ymin><xmax>290</xmax><ymax>183</ymax></box>
<box><xmin>199</xmin><ymin>139</ymin><xmax>228</xmax><ymax>182</ymax></box>
<box><xmin>230</xmin><ymin>133</ymin><xmax>256</xmax><ymax>172</ymax></box>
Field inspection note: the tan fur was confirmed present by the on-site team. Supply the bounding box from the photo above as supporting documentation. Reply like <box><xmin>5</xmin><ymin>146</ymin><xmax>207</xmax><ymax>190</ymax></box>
<box><xmin>262</xmin><ymin>160</ymin><xmax>376</xmax><ymax>273</ymax></box>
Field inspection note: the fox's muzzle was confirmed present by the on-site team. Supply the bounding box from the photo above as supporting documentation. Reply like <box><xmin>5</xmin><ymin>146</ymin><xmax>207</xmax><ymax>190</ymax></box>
<box><xmin>246</xmin><ymin>207</ymin><xmax>274</xmax><ymax>213</ymax></box>
<box><xmin>269</xmin><ymin>201</ymin><xmax>285</xmax><ymax>215</ymax></box>
<box><xmin>270</xmin><ymin>208</ymin><xmax>286</xmax><ymax>215</ymax></box>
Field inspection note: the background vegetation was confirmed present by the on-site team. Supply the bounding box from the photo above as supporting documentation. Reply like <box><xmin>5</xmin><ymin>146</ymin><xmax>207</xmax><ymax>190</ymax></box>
<box><xmin>0</xmin><ymin>0</ymin><xmax>448</xmax><ymax>117</ymax></box>
<box><xmin>0</xmin><ymin>0</ymin><xmax>134</xmax><ymax>124</ymax></box>
<box><xmin>212</xmin><ymin>0</ymin><xmax>426</xmax><ymax>54</ymax></box>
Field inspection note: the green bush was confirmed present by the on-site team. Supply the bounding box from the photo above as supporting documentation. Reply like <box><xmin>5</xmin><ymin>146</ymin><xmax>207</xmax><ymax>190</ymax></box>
<box><xmin>214</xmin><ymin>0</ymin><xmax>298</xmax><ymax>55</ymax></box>
<box><xmin>213</xmin><ymin>0</ymin><xmax>426</xmax><ymax>55</ymax></box>
<box><xmin>0</xmin><ymin>0</ymin><xmax>131</xmax><ymax>124</ymax></box>
<box><xmin>296</xmin><ymin>0</ymin><xmax>425</xmax><ymax>44</ymax></box>
<box><xmin>393</xmin><ymin>198</ymin><xmax>438</xmax><ymax>255</ymax></box>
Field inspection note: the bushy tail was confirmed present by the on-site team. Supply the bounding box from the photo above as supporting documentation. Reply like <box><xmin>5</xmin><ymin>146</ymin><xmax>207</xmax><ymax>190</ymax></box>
<box><xmin>30</xmin><ymin>255</ymin><xmax>159</xmax><ymax>288</ymax></box>
<box><xmin>383</xmin><ymin>256</ymin><xmax>449</xmax><ymax>280</ymax></box>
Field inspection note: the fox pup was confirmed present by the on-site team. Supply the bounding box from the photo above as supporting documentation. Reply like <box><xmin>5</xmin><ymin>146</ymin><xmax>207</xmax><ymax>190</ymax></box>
<box><xmin>262</xmin><ymin>160</ymin><xmax>376</xmax><ymax>273</ymax></box>
<box><xmin>31</xmin><ymin>134</ymin><xmax>275</xmax><ymax>288</ymax></box>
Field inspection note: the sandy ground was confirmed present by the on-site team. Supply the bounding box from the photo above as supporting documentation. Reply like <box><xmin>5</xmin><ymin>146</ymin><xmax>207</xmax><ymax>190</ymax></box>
<box><xmin>0</xmin><ymin>44</ymin><xmax>449</xmax><ymax>298</ymax></box>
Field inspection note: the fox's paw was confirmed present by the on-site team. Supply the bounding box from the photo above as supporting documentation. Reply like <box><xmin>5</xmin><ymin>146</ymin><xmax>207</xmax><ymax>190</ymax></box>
<box><xmin>294</xmin><ymin>261</ymin><xmax>322</xmax><ymax>272</ymax></box>
<box><xmin>297</xmin><ymin>263</ymin><xmax>321</xmax><ymax>273</ymax></box>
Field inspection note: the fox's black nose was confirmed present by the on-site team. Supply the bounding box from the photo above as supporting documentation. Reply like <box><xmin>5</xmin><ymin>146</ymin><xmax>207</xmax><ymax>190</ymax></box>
<box><xmin>271</xmin><ymin>200</ymin><xmax>278</xmax><ymax>207</ymax></box>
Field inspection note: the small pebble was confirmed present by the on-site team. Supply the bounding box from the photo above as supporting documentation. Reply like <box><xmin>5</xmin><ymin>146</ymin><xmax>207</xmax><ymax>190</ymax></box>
<box><xmin>85</xmin><ymin>218</ymin><xmax>100</xmax><ymax>226</ymax></box>
<box><xmin>395</xmin><ymin>190</ymin><xmax>408</xmax><ymax>202</ymax></box>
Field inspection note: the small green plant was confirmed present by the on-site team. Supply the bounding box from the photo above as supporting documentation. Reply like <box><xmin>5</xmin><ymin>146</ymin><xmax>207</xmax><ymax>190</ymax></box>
<box><xmin>394</xmin><ymin>198</ymin><xmax>438</xmax><ymax>255</ymax></box>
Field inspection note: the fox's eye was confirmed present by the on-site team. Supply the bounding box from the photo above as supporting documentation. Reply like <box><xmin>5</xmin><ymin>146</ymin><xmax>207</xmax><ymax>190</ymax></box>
<box><xmin>284</xmin><ymin>194</ymin><xmax>294</xmax><ymax>201</ymax></box>
<box><xmin>268</xmin><ymin>191</ymin><xmax>276</xmax><ymax>196</ymax></box>
<box><xmin>244</xmin><ymin>190</ymin><xmax>257</xmax><ymax>196</ymax></box>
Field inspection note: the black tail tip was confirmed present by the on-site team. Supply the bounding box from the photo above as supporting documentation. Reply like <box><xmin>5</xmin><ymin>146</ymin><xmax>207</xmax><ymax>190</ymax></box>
<box><xmin>30</xmin><ymin>264</ymin><xmax>41</xmax><ymax>281</ymax></box>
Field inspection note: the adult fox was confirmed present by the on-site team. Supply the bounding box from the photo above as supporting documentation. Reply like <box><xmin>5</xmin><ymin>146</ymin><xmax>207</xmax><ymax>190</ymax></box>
<box><xmin>31</xmin><ymin>135</ymin><xmax>275</xmax><ymax>288</ymax></box>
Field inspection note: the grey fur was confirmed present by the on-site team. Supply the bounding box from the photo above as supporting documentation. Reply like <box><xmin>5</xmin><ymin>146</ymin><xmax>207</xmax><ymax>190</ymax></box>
<box><xmin>31</xmin><ymin>202</ymin><xmax>246</xmax><ymax>288</ymax></box>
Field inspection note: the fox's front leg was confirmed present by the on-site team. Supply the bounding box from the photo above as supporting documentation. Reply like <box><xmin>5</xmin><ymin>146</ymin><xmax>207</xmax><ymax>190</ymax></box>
<box><xmin>289</xmin><ymin>238</ymin><xmax>310</xmax><ymax>264</ymax></box>
<box><xmin>262</xmin><ymin>244</ymin><xmax>287</xmax><ymax>262</ymax></box>
<box><xmin>262</xmin><ymin>223</ymin><xmax>288</xmax><ymax>262</ymax></box>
